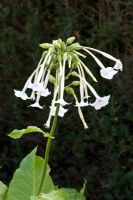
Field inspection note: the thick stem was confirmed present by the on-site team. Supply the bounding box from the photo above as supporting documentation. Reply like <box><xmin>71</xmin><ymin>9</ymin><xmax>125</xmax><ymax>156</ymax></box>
<box><xmin>38</xmin><ymin>104</ymin><xmax>60</xmax><ymax>194</ymax></box>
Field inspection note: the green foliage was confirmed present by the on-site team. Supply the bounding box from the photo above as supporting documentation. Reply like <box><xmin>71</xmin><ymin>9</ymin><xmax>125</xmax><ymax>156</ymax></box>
<box><xmin>7</xmin><ymin>148</ymin><xmax>54</xmax><ymax>200</ymax></box>
<box><xmin>0</xmin><ymin>181</ymin><xmax>7</xmax><ymax>200</ymax></box>
<box><xmin>8</xmin><ymin>126</ymin><xmax>52</xmax><ymax>139</ymax></box>
<box><xmin>38</xmin><ymin>188</ymin><xmax>85</xmax><ymax>200</ymax></box>
<box><xmin>38</xmin><ymin>189</ymin><xmax>70</xmax><ymax>200</ymax></box>
<box><xmin>4</xmin><ymin>148</ymin><xmax>85</xmax><ymax>200</ymax></box>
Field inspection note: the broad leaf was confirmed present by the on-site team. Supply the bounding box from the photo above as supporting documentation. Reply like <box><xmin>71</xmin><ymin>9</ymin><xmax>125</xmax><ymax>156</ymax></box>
<box><xmin>0</xmin><ymin>181</ymin><xmax>7</xmax><ymax>200</ymax></box>
<box><xmin>37</xmin><ymin>188</ymin><xmax>86</xmax><ymax>200</ymax></box>
<box><xmin>7</xmin><ymin>148</ymin><xmax>54</xmax><ymax>200</ymax></box>
<box><xmin>8</xmin><ymin>126</ymin><xmax>45</xmax><ymax>139</ymax></box>
<box><xmin>61</xmin><ymin>188</ymin><xmax>86</xmax><ymax>200</ymax></box>
<box><xmin>38</xmin><ymin>189</ymin><xmax>69</xmax><ymax>200</ymax></box>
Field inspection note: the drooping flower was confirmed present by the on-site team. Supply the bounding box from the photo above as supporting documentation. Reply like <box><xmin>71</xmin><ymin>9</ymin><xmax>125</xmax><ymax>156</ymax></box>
<box><xmin>90</xmin><ymin>95</ymin><xmax>110</xmax><ymax>110</ymax></box>
<box><xmin>14</xmin><ymin>90</ymin><xmax>29</xmax><ymax>100</ymax></box>
<box><xmin>83</xmin><ymin>47</ymin><xmax>122</xmax><ymax>79</ymax></box>
<box><xmin>51</xmin><ymin>105</ymin><xmax>68</xmax><ymax>117</ymax></box>
<box><xmin>100</xmin><ymin>67</ymin><xmax>118</xmax><ymax>80</ymax></box>
<box><xmin>14</xmin><ymin>37</ymin><xmax>122</xmax><ymax>128</ymax></box>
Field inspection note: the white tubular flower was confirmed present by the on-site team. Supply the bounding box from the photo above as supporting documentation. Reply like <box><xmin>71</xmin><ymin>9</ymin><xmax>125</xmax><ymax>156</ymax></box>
<box><xmin>74</xmin><ymin>94</ymin><xmax>88</xmax><ymax>129</ymax></box>
<box><xmin>51</xmin><ymin>105</ymin><xmax>68</xmax><ymax>117</ymax></box>
<box><xmin>79</xmin><ymin>63</ymin><xmax>89</xmax><ymax>100</ymax></box>
<box><xmin>14</xmin><ymin>37</ymin><xmax>122</xmax><ymax>129</ymax></box>
<box><xmin>75</xmin><ymin>66</ymin><xmax>89</xmax><ymax>107</ymax></box>
<box><xmin>29</xmin><ymin>101</ymin><xmax>43</xmax><ymax>109</ymax></box>
<box><xmin>83</xmin><ymin>47</ymin><xmax>122</xmax><ymax>79</ymax></box>
<box><xmin>55</xmin><ymin>53</ymin><xmax>69</xmax><ymax>106</ymax></box>
<box><xmin>36</xmin><ymin>70</ymin><xmax>51</xmax><ymax>97</ymax></box>
<box><xmin>113</xmin><ymin>59</ymin><xmax>123</xmax><ymax>71</ymax></box>
<box><xmin>28</xmin><ymin>82</ymin><xmax>44</xmax><ymax>92</ymax></box>
<box><xmin>100</xmin><ymin>67</ymin><xmax>118</xmax><ymax>80</ymax></box>
<box><xmin>85</xmin><ymin>47</ymin><xmax>119</xmax><ymax>62</ymax></box>
<box><xmin>14</xmin><ymin>90</ymin><xmax>29</xmax><ymax>100</ymax></box>
<box><xmin>45</xmin><ymin>86</ymin><xmax>59</xmax><ymax>128</ymax></box>
<box><xmin>75</xmin><ymin>101</ymin><xmax>89</xmax><ymax>107</ymax></box>
<box><xmin>36</xmin><ymin>50</ymin><xmax>51</xmax><ymax>83</ymax></box>
<box><xmin>79</xmin><ymin>60</ymin><xmax>97</xmax><ymax>82</ymax></box>
<box><xmin>14</xmin><ymin>65</ymin><xmax>40</xmax><ymax>100</ymax></box>
<box><xmin>37</xmin><ymin>88</ymin><xmax>51</xmax><ymax>97</ymax></box>
<box><xmin>90</xmin><ymin>95</ymin><xmax>110</xmax><ymax>110</ymax></box>
<box><xmin>75</xmin><ymin>73</ymin><xmax>110</xmax><ymax>110</ymax></box>
<box><xmin>29</xmin><ymin>94</ymin><xmax>43</xmax><ymax>109</ymax></box>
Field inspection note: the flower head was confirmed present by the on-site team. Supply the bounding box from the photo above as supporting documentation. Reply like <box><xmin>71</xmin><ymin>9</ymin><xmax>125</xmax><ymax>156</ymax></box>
<box><xmin>100</xmin><ymin>67</ymin><xmax>118</xmax><ymax>80</ymax></box>
<box><xmin>14</xmin><ymin>37</ymin><xmax>122</xmax><ymax>128</ymax></box>
<box><xmin>90</xmin><ymin>95</ymin><xmax>110</xmax><ymax>110</ymax></box>
<box><xmin>14</xmin><ymin>90</ymin><xmax>29</xmax><ymax>100</ymax></box>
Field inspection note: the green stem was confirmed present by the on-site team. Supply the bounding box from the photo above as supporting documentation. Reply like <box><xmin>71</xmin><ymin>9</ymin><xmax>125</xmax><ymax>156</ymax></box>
<box><xmin>38</xmin><ymin>104</ymin><xmax>60</xmax><ymax>194</ymax></box>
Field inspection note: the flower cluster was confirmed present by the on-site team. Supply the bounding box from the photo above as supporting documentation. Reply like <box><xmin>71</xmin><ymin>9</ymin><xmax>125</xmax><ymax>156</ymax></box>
<box><xmin>14</xmin><ymin>37</ymin><xmax>122</xmax><ymax>129</ymax></box>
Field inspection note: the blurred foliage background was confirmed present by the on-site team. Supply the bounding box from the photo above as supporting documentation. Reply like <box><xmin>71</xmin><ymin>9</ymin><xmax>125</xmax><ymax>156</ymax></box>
<box><xmin>0</xmin><ymin>0</ymin><xmax>133</xmax><ymax>199</ymax></box>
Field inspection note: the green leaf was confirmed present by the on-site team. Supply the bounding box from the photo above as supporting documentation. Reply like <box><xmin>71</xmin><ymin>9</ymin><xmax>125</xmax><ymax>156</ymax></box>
<box><xmin>62</xmin><ymin>188</ymin><xmax>86</xmax><ymax>200</ymax></box>
<box><xmin>38</xmin><ymin>189</ymin><xmax>69</xmax><ymax>200</ymax></box>
<box><xmin>43</xmin><ymin>132</ymin><xmax>54</xmax><ymax>139</ymax></box>
<box><xmin>80</xmin><ymin>179</ymin><xmax>87</xmax><ymax>195</ymax></box>
<box><xmin>8</xmin><ymin>126</ymin><xmax>44</xmax><ymax>139</ymax></box>
<box><xmin>7</xmin><ymin>148</ymin><xmax>54</xmax><ymax>200</ymax></box>
<box><xmin>38</xmin><ymin>188</ymin><xmax>86</xmax><ymax>200</ymax></box>
<box><xmin>0</xmin><ymin>181</ymin><xmax>7</xmax><ymax>200</ymax></box>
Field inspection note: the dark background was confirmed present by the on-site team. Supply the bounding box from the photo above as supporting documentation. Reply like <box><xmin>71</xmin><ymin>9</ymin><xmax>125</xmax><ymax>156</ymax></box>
<box><xmin>0</xmin><ymin>0</ymin><xmax>133</xmax><ymax>199</ymax></box>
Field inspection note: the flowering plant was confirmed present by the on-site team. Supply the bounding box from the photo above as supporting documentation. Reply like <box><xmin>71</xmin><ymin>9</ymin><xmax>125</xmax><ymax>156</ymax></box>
<box><xmin>0</xmin><ymin>37</ymin><xmax>122</xmax><ymax>200</ymax></box>
<box><xmin>15</xmin><ymin>37</ymin><xmax>122</xmax><ymax>128</ymax></box>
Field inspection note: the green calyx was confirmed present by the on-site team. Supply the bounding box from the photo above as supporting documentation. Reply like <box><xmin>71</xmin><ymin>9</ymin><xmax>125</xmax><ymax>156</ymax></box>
<box><xmin>39</xmin><ymin>37</ymin><xmax>82</xmax><ymax>70</ymax></box>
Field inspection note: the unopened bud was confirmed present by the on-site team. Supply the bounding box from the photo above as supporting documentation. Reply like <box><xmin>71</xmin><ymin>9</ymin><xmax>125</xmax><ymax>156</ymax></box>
<box><xmin>65</xmin><ymin>86</ymin><xmax>75</xmax><ymax>95</ymax></box>
<box><xmin>69</xmin><ymin>43</ymin><xmax>81</xmax><ymax>50</ymax></box>
<box><xmin>53</xmin><ymin>40</ymin><xmax>61</xmax><ymax>49</ymax></box>
<box><xmin>39</xmin><ymin>43</ymin><xmax>53</xmax><ymax>49</ymax></box>
<box><xmin>66</xmin><ymin>36</ymin><xmax>76</xmax><ymax>45</ymax></box>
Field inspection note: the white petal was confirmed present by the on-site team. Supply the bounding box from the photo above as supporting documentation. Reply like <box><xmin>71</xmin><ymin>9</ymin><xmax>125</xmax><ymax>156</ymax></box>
<box><xmin>54</xmin><ymin>98</ymin><xmax>69</xmax><ymax>106</ymax></box>
<box><xmin>113</xmin><ymin>59</ymin><xmax>123</xmax><ymax>71</ymax></box>
<box><xmin>76</xmin><ymin>74</ymin><xmax>99</xmax><ymax>98</ymax></box>
<box><xmin>14</xmin><ymin>90</ymin><xmax>29</xmax><ymax>100</ymax></box>
<box><xmin>51</xmin><ymin>105</ymin><xmax>68</xmax><ymax>117</ymax></box>
<box><xmin>28</xmin><ymin>82</ymin><xmax>44</xmax><ymax>91</ymax></box>
<box><xmin>83</xmin><ymin>49</ymin><xmax>105</xmax><ymax>69</ymax></box>
<box><xmin>90</xmin><ymin>95</ymin><xmax>110</xmax><ymax>110</ymax></box>
<box><xmin>75</xmin><ymin>101</ymin><xmax>89</xmax><ymax>107</ymax></box>
<box><xmin>44</xmin><ymin>119</ymin><xmax>51</xmax><ymax>129</ymax></box>
<box><xmin>37</xmin><ymin>88</ymin><xmax>51</xmax><ymax>97</ymax></box>
<box><xmin>29</xmin><ymin>102</ymin><xmax>43</xmax><ymax>109</ymax></box>
<box><xmin>73</xmin><ymin>94</ymin><xmax>88</xmax><ymax>129</ymax></box>
<box><xmin>86</xmin><ymin>47</ymin><xmax>118</xmax><ymax>62</ymax></box>
<box><xmin>100</xmin><ymin>67</ymin><xmax>118</xmax><ymax>79</ymax></box>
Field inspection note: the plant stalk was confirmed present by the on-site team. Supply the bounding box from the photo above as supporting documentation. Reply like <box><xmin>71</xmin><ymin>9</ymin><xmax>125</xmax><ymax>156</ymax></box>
<box><xmin>38</xmin><ymin>104</ymin><xmax>60</xmax><ymax>194</ymax></box>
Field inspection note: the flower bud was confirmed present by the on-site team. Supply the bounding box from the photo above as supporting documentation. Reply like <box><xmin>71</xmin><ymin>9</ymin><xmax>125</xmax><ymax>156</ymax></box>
<box><xmin>65</xmin><ymin>86</ymin><xmax>75</xmax><ymax>95</ymax></box>
<box><xmin>71</xmin><ymin>71</ymin><xmax>79</xmax><ymax>77</ymax></box>
<box><xmin>68</xmin><ymin>43</ymin><xmax>81</xmax><ymax>50</ymax></box>
<box><xmin>39</xmin><ymin>43</ymin><xmax>53</xmax><ymax>49</ymax></box>
<box><xmin>53</xmin><ymin>40</ymin><xmax>61</xmax><ymax>49</ymax></box>
<box><xmin>70</xmin><ymin>81</ymin><xmax>80</xmax><ymax>86</ymax></box>
<box><xmin>48</xmin><ymin>75</ymin><xmax>56</xmax><ymax>84</ymax></box>
<box><xmin>66</xmin><ymin>36</ymin><xmax>76</xmax><ymax>45</ymax></box>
